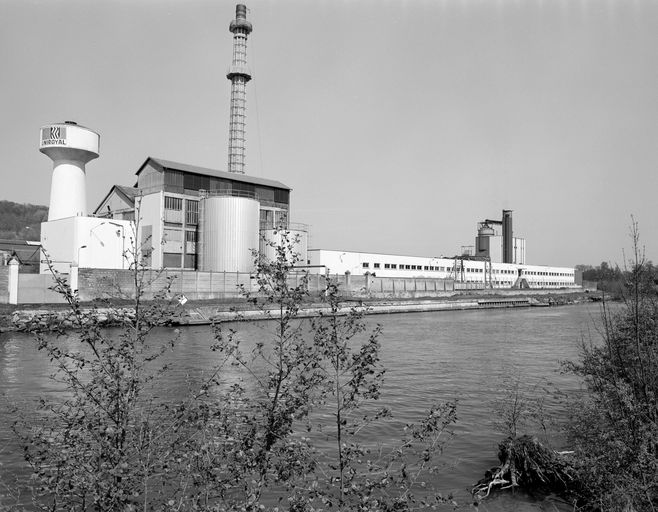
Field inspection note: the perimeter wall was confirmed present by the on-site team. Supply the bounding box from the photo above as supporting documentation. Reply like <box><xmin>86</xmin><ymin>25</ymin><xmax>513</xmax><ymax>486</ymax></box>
<box><xmin>2</xmin><ymin>267</ymin><xmax>582</xmax><ymax>305</ymax></box>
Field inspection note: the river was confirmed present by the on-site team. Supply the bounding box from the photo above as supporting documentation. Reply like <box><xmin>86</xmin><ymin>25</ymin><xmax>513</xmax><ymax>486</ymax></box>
<box><xmin>0</xmin><ymin>303</ymin><xmax>603</xmax><ymax>510</ymax></box>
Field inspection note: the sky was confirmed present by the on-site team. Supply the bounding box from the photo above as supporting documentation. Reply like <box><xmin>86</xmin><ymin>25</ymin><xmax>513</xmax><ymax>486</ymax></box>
<box><xmin>2</xmin><ymin>0</ymin><xmax>657</xmax><ymax>268</ymax></box>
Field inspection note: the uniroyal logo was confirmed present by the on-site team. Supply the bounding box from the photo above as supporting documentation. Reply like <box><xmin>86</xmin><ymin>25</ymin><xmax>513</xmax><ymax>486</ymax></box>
<box><xmin>41</xmin><ymin>126</ymin><xmax>67</xmax><ymax>146</ymax></box>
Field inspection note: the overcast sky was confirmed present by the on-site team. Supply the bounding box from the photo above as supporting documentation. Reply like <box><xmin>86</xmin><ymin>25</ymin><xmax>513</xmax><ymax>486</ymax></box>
<box><xmin>2</xmin><ymin>0</ymin><xmax>657</xmax><ymax>267</ymax></box>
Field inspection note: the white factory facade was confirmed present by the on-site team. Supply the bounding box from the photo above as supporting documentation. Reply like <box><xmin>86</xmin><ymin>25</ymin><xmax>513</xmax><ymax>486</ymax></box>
<box><xmin>32</xmin><ymin>4</ymin><xmax>578</xmax><ymax>291</ymax></box>
<box><xmin>307</xmin><ymin>250</ymin><xmax>576</xmax><ymax>289</ymax></box>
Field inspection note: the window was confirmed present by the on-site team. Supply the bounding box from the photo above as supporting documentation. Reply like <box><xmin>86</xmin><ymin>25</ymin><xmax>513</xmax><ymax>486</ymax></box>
<box><xmin>405</xmin><ymin>265</ymin><xmax>411</xmax><ymax>270</ymax></box>
<box><xmin>391</xmin><ymin>264</ymin><xmax>397</xmax><ymax>269</ymax></box>
<box><xmin>183</xmin><ymin>254</ymin><xmax>196</xmax><ymax>269</ymax></box>
<box><xmin>163</xmin><ymin>252</ymin><xmax>182</xmax><ymax>268</ymax></box>
<box><xmin>183</xmin><ymin>173</ymin><xmax>209</xmax><ymax>191</ymax></box>
<box><xmin>163</xmin><ymin>228</ymin><xmax>183</xmax><ymax>242</ymax></box>
<box><xmin>362</xmin><ymin>262</ymin><xmax>370</xmax><ymax>269</ymax></box>
<box><xmin>165</xmin><ymin>196</ymin><xmax>182</xmax><ymax>210</ymax></box>
<box><xmin>185</xmin><ymin>231</ymin><xmax>196</xmax><ymax>243</ymax></box>
<box><xmin>424</xmin><ymin>266</ymin><xmax>429</xmax><ymax>271</ymax></box>
<box><xmin>186</xmin><ymin>200</ymin><xmax>199</xmax><ymax>225</ymax></box>
<box><xmin>374</xmin><ymin>263</ymin><xmax>380</xmax><ymax>269</ymax></box>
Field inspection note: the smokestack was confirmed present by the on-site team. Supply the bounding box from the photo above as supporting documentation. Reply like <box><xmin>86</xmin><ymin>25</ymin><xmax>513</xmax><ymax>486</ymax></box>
<box><xmin>502</xmin><ymin>210</ymin><xmax>513</xmax><ymax>264</ymax></box>
<box><xmin>227</xmin><ymin>4</ymin><xmax>252</xmax><ymax>174</ymax></box>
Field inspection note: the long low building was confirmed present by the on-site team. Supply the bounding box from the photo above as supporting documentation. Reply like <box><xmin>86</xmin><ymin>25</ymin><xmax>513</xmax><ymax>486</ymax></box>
<box><xmin>307</xmin><ymin>249</ymin><xmax>578</xmax><ymax>289</ymax></box>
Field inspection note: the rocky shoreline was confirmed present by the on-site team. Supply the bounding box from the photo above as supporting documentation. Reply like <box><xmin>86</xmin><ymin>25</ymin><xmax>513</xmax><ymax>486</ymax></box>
<box><xmin>1</xmin><ymin>289</ymin><xmax>601</xmax><ymax>333</ymax></box>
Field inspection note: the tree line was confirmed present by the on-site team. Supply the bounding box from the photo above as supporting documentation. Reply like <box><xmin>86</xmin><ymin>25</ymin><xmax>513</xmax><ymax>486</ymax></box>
<box><xmin>0</xmin><ymin>200</ymin><xmax>48</xmax><ymax>240</ymax></box>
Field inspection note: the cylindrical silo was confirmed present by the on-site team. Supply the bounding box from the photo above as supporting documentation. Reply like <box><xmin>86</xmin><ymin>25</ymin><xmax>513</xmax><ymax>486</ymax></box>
<box><xmin>199</xmin><ymin>195</ymin><xmax>259</xmax><ymax>272</ymax></box>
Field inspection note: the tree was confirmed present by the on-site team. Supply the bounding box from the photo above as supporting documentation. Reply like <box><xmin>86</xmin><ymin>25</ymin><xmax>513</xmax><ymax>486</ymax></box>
<box><xmin>301</xmin><ymin>278</ymin><xmax>458</xmax><ymax>510</ymax></box>
<box><xmin>9</xmin><ymin>230</ymin><xmax>459</xmax><ymax>511</ymax></box>
<box><xmin>11</xmin><ymin>240</ymin><xmax>193</xmax><ymax>510</ymax></box>
<box><xmin>566</xmin><ymin>219</ymin><xmax>658</xmax><ymax>511</ymax></box>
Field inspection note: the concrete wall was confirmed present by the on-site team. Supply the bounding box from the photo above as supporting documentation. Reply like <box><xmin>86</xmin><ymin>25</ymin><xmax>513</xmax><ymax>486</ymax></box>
<box><xmin>75</xmin><ymin>270</ymin><xmax>461</xmax><ymax>301</ymax></box>
<box><xmin>0</xmin><ymin>266</ymin><xmax>8</xmax><ymax>303</ymax></box>
<box><xmin>136</xmin><ymin>192</ymin><xmax>163</xmax><ymax>269</ymax></box>
<box><xmin>17</xmin><ymin>273</ymin><xmax>67</xmax><ymax>304</ymax></box>
<box><xmin>2</xmin><ymin>266</ymin><xmax>583</xmax><ymax>305</ymax></box>
<box><xmin>77</xmin><ymin>268</ymin><xmax>256</xmax><ymax>302</ymax></box>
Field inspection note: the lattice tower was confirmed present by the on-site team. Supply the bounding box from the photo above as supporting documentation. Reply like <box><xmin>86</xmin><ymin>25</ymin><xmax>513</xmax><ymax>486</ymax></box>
<box><xmin>227</xmin><ymin>4</ymin><xmax>252</xmax><ymax>174</ymax></box>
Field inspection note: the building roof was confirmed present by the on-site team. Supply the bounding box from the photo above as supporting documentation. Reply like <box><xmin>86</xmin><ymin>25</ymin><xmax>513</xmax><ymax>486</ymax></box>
<box><xmin>93</xmin><ymin>185</ymin><xmax>139</xmax><ymax>215</ymax></box>
<box><xmin>137</xmin><ymin>157</ymin><xmax>291</xmax><ymax>191</ymax></box>
<box><xmin>114</xmin><ymin>185</ymin><xmax>139</xmax><ymax>203</ymax></box>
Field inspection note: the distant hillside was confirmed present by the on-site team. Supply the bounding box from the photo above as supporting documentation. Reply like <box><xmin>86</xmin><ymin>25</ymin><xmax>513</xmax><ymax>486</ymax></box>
<box><xmin>0</xmin><ymin>200</ymin><xmax>48</xmax><ymax>240</ymax></box>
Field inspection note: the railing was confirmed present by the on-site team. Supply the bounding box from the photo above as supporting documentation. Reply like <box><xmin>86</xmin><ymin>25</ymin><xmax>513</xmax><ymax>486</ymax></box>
<box><xmin>259</xmin><ymin>222</ymin><xmax>309</xmax><ymax>232</ymax></box>
<box><xmin>199</xmin><ymin>189</ymin><xmax>256</xmax><ymax>200</ymax></box>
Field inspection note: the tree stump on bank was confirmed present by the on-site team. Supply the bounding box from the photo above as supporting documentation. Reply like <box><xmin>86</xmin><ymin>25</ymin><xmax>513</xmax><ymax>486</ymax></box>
<box><xmin>473</xmin><ymin>435</ymin><xmax>577</xmax><ymax>499</ymax></box>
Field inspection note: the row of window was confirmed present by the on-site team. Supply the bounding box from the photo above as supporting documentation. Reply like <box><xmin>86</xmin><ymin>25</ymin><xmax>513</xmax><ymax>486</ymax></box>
<box><xmin>363</xmin><ymin>262</ymin><xmax>501</xmax><ymax>273</ymax></box>
<box><xmin>523</xmin><ymin>270</ymin><xmax>573</xmax><ymax>277</ymax></box>
<box><xmin>360</xmin><ymin>261</ymin><xmax>573</xmax><ymax>279</ymax></box>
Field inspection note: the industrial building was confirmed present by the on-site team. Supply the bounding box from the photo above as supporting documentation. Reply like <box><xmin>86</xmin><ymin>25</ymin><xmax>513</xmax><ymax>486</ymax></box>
<box><xmin>33</xmin><ymin>3</ymin><xmax>577</xmax><ymax>291</ymax></box>
<box><xmin>307</xmin><ymin>250</ymin><xmax>576</xmax><ymax>289</ymax></box>
<box><xmin>38</xmin><ymin>4</ymin><xmax>307</xmax><ymax>276</ymax></box>
<box><xmin>307</xmin><ymin>209</ymin><xmax>577</xmax><ymax>289</ymax></box>
<box><xmin>474</xmin><ymin>210</ymin><xmax>525</xmax><ymax>265</ymax></box>
<box><xmin>95</xmin><ymin>157</ymin><xmax>304</xmax><ymax>272</ymax></box>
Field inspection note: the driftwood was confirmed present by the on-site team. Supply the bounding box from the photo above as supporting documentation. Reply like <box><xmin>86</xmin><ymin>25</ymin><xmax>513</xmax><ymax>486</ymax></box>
<box><xmin>473</xmin><ymin>435</ymin><xmax>577</xmax><ymax>499</ymax></box>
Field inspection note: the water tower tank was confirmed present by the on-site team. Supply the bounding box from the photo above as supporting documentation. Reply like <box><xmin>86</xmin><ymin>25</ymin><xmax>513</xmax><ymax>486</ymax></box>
<box><xmin>198</xmin><ymin>195</ymin><xmax>259</xmax><ymax>272</ymax></box>
<box><xmin>39</xmin><ymin>122</ymin><xmax>99</xmax><ymax>221</ymax></box>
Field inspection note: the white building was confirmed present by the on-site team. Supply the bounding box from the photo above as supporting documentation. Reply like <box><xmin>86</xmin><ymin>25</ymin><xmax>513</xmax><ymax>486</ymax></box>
<box><xmin>308</xmin><ymin>249</ymin><xmax>577</xmax><ymax>289</ymax></box>
<box><xmin>39</xmin><ymin>122</ymin><xmax>133</xmax><ymax>274</ymax></box>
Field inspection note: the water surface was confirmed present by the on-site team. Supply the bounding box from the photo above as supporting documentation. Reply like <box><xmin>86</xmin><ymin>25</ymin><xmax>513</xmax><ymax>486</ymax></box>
<box><xmin>0</xmin><ymin>303</ymin><xmax>603</xmax><ymax>510</ymax></box>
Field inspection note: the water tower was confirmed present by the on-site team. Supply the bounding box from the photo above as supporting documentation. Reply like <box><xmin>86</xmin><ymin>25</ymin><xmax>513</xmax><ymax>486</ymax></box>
<box><xmin>39</xmin><ymin>121</ymin><xmax>99</xmax><ymax>220</ymax></box>
<box><xmin>38</xmin><ymin>122</ymin><xmax>133</xmax><ymax>274</ymax></box>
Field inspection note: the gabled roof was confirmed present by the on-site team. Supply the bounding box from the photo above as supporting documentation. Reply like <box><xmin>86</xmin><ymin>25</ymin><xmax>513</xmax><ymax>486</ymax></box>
<box><xmin>93</xmin><ymin>185</ymin><xmax>139</xmax><ymax>215</ymax></box>
<box><xmin>114</xmin><ymin>185</ymin><xmax>139</xmax><ymax>203</ymax></box>
<box><xmin>137</xmin><ymin>157</ymin><xmax>291</xmax><ymax>191</ymax></box>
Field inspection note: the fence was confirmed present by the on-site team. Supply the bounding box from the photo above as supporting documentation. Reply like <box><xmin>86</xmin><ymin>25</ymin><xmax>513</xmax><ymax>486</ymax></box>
<box><xmin>77</xmin><ymin>269</ymin><xmax>255</xmax><ymax>302</ymax></box>
<box><xmin>1</xmin><ymin>266</ymin><xmax>476</xmax><ymax>305</ymax></box>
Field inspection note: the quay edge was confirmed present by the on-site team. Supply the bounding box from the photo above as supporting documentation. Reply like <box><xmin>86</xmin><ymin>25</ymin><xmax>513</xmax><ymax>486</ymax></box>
<box><xmin>2</xmin><ymin>289</ymin><xmax>601</xmax><ymax>332</ymax></box>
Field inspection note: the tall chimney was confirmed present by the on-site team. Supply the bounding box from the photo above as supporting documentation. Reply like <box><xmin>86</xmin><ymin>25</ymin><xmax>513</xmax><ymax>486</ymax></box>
<box><xmin>227</xmin><ymin>4</ymin><xmax>252</xmax><ymax>174</ymax></box>
<box><xmin>502</xmin><ymin>209</ymin><xmax>513</xmax><ymax>264</ymax></box>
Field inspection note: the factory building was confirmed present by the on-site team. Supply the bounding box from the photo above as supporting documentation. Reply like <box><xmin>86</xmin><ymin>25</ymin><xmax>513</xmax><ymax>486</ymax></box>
<box><xmin>308</xmin><ymin>211</ymin><xmax>576</xmax><ymax>288</ymax></box>
<box><xmin>95</xmin><ymin>157</ymin><xmax>301</xmax><ymax>271</ymax></box>
<box><xmin>93</xmin><ymin>4</ymin><xmax>307</xmax><ymax>274</ymax></box>
<box><xmin>474</xmin><ymin>210</ymin><xmax>525</xmax><ymax>264</ymax></box>
<box><xmin>308</xmin><ymin>249</ymin><xmax>577</xmax><ymax>289</ymax></box>
<box><xmin>33</xmin><ymin>3</ymin><xmax>576</xmax><ymax>291</ymax></box>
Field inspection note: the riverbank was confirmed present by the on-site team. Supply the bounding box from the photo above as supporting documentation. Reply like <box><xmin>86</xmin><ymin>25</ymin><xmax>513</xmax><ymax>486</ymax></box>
<box><xmin>1</xmin><ymin>288</ymin><xmax>602</xmax><ymax>332</ymax></box>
